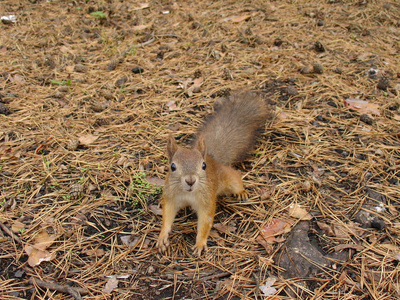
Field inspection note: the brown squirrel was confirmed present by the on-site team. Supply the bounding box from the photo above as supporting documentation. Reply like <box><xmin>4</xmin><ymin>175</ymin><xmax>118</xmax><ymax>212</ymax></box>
<box><xmin>157</xmin><ymin>92</ymin><xmax>269</xmax><ymax>256</ymax></box>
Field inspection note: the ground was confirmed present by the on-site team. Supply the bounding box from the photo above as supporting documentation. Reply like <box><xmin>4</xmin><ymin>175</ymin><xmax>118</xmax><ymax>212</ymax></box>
<box><xmin>1</xmin><ymin>0</ymin><xmax>400</xmax><ymax>299</ymax></box>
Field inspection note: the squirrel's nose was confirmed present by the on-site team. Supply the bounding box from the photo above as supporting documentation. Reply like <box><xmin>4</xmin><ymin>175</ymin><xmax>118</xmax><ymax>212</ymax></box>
<box><xmin>185</xmin><ymin>178</ymin><xmax>196</xmax><ymax>187</ymax></box>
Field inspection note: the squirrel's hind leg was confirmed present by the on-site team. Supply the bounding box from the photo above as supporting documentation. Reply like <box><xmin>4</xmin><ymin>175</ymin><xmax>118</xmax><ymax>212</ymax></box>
<box><xmin>218</xmin><ymin>167</ymin><xmax>248</xmax><ymax>200</ymax></box>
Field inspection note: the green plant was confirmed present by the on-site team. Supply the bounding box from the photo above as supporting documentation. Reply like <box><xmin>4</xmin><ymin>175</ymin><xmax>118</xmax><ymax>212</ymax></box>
<box><xmin>42</xmin><ymin>154</ymin><xmax>50</xmax><ymax>169</ymax></box>
<box><xmin>128</xmin><ymin>174</ymin><xmax>162</xmax><ymax>207</ymax></box>
<box><xmin>90</xmin><ymin>11</ymin><xmax>106</xmax><ymax>19</ymax></box>
<box><xmin>50</xmin><ymin>79</ymin><xmax>71</xmax><ymax>86</ymax></box>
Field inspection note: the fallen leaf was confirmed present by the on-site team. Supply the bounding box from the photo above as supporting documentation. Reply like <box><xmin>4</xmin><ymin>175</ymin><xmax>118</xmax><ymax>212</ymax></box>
<box><xmin>260</xmin><ymin>218</ymin><xmax>292</xmax><ymax>237</ymax></box>
<box><xmin>186</xmin><ymin>77</ymin><xmax>203</xmax><ymax>96</ymax></box>
<box><xmin>166</xmin><ymin>100</ymin><xmax>181</xmax><ymax>111</ymax></box>
<box><xmin>379</xmin><ymin>244</ymin><xmax>399</xmax><ymax>251</ymax></box>
<box><xmin>145</xmin><ymin>176</ymin><xmax>165</xmax><ymax>187</ymax></box>
<box><xmin>148</xmin><ymin>204</ymin><xmax>162</xmax><ymax>216</ymax></box>
<box><xmin>132</xmin><ymin>24</ymin><xmax>152</xmax><ymax>31</ymax></box>
<box><xmin>117</xmin><ymin>155</ymin><xmax>127</xmax><ymax>166</ymax></box>
<box><xmin>11</xmin><ymin>220</ymin><xmax>25</xmax><ymax>233</ymax></box>
<box><xmin>213</xmin><ymin>222</ymin><xmax>237</xmax><ymax>234</ymax></box>
<box><xmin>82</xmin><ymin>248</ymin><xmax>105</xmax><ymax>257</ymax></box>
<box><xmin>209</xmin><ymin>230</ymin><xmax>225</xmax><ymax>246</ymax></box>
<box><xmin>222</xmin><ymin>15</ymin><xmax>253</xmax><ymax>23</ymax></box>
<box><xmin>11</xmin><ymin>74</ymin><xmax>26</xmax><ymax>85</ymax></box>
<box><xmin>256</xmin><ymin>218</ymin><xmax>292</xmax><ymax>248</ymax></box>
<box><xmin>317</xmin><ymin>221</ymin><xmax>335</xmax><ymax>236</ymax></box>
<box><xmin>133</xmin><ymin>3</ymin><xmax>150</xmax><ymax>10</ymax></box>
<box><xmin>259</xmin><ymin>276</ymin><xmax>277</xmax><ymax>296</ymax></box>
<box><xmin>168</xmin><ymin>123</ymin><xmax>181</xmax><ymax>131</ymax></box>
<box><xmin>120</xmin><ymin>235</ymin><xmax>140</xmax><ymax>247</ymax></box>
<box><xmin>24</xmin><ymin>246</ymin><xmax>54</xmax><ymax>267</ymax></box>
<box><xmin>78</xmin><ymin>134</ymin><xmax>99</xmax><ymax>145</ymax></box>
<box><xmin>393</xmin><ymin>114</ymin><xmax>400</xmax><ymax>122</ymax></box>
<box><xmin>333</xmin><ymin>243</ymin><xmax>364</xmax><ymax>252</ymax></box>
<box><xmin>344</xmin><ymin>98</ymin><xmax>380</xmax><ymax>115</ymax></box>
<box><xmin>103</xmin><ymin>275</ymin><xmax>119</xmax><ymax>294</ymax></box>
<box><xmin>288</xmin><ymin>204</ymin><xmax>313</xmax><ymax>220</ymax></box>
<box><xmin>333</xmin><ymin>225</ymin><xmax>350</xmax><ymax>239</ymax></box>
<box><xmin>142</xmin><ymin>238</ymin><xmax>150</xmax><ymax>249</ymax></box>
<box><xmin>65</xmin><ymin>65</ymin><xmax>74</xmax><ymax>72</ymax></box>
<box><xmin>33</xmin><ymin>230</ymin><xmax>57</xmax><ymax>251</ymax></box>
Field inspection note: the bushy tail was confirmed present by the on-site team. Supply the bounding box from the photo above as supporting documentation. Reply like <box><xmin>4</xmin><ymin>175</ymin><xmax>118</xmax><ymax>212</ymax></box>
<box><xmin>196</xmin><ymin>92</ymin><xmax>270</xmax><ymax>165</ymax></box>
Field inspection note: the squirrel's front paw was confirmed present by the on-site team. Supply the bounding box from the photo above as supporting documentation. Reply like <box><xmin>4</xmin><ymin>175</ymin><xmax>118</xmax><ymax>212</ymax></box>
<box><xmin>156</xmin><ymin>234</ymin><xmax>170</xmax><ymax>253</ymax></box>
<box><xmin>192</xmin><ymin>242</ymin><xmax>208</xmax><ymax>256</ymax></box>
<box><xmin>236</xmin><ymin>190</ymin><xmax>248</xmax><ymax>201</ymax></box>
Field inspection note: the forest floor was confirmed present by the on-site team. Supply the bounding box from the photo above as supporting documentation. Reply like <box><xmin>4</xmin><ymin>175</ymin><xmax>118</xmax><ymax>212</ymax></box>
<box><xmin>1</xmin><ymin>0</ymin><xmax>400</xmax><ymax>299</ymax></box>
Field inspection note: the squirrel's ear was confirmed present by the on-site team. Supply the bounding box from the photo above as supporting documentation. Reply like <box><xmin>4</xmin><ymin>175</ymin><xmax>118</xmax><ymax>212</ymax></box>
<box><xmin>167</xmin><ymin>134</ymin><xmax>178</xmax><ymax>160</ymax></box>
<box><xmin>195</xmin><ymin>135</ymin><xmax>206</xmax><ymax>158</ymax></box>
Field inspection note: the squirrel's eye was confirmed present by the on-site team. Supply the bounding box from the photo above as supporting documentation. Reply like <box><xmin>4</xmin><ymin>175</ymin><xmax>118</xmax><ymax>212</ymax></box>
<box><xmin>170</xmin><ymin>163</ymin><xmax>177</xmax><ymax>172</ymax></box>
<box><xmin>202</xmin><ymin>162</ymin><xmax>206</xmax><ymax>170</ymax></box>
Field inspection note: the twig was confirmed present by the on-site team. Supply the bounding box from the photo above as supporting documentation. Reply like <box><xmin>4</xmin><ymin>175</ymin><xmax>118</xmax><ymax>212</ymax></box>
<box><xmin>199</xmin><ymin>271</ymin><xmax>232</xmax><ymax>281</ymax></box>
<box><xmin>29</xmin><ymin>278</ymin><xmax>89</xmax><ymax>300</ymax></box>
<box><xmin>0</xmin><ymin>222</ymin><xmax>22</xmax><ymax>244</ymax></box>
<box><xmin>137</xmin><ymin>37</ymin><xmax>156</xmax><ymax>47</ymax></box>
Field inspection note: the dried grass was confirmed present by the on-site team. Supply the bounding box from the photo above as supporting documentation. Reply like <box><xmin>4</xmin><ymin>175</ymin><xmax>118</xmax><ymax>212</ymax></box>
<box><xmin>1</xmin><ymin>0</ymin><xmax>400</xmax><ymax>299</ymax></box>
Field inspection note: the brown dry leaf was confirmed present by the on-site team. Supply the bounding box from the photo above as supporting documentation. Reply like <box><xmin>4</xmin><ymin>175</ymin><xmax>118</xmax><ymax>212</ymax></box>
<box><xmin>222</xmin><ymin>14</ymin><xmax>253</xmax><ymax>23</ymax></box>
<box><xmin>288</xmin><ymin>204</ymin><xmax>313</xmax><ymax>220</ymax></box>
<box><xmin>24</xmin><ymin>246</ymin><xmax>54</xmax><ymax>267</ymax></box>
<box><xmin>65</xmin><ymin>65</ymin><xmax>74</xmax><ymax>72</ymax></box>
<box><xmin>209</xmin><ymin>230</ymin><xmax>225</xmax><ymax>246</ymax></box>
<box><xmin>344</xmin><ymin>98</ymin><xmax>380</xmax><ymax>115</ymax></box>
<box><xmin>148</xmin><ymin>205</ymin><xmax>162</xmax><ymax>216</ymax></box>
<box><xmin>132</xmin><ymin>3</ymin><xmax>150</xmax><ymax>10</ymax></box>
<box><xmin>333</xmin><ymin>243</ymin><xmax>364</xmax><ymax>252</ymax></box>
<box><xmin>11</xmin><ymin>74</ymin><xmax>26</xmax><ymax>85</ymax></box>
<box><xmin>168</xmin><ymin>123</ymin><xmax>181</xmax><ymax>131</ymax></box>
<box><xmin>120</xmin><ymin>235</ymin><xmax>140</xmax><ymax>247</ymax></box>
<box><xmin>166</xmin><ymin>100</ymin><xmax>181</xmax><ymax>111</ymax></box>
<box><xmin>259</xmin><ymin>276</ymin><xmax>277</xmax><ymax>296</ymax></box>
<box><xmin>103</xmin><ymin>275</ymin><xmax>119</xmax><ymax>294</ymax></box>
<box><xmin>82</xmin><ymin>248</ymin><xmax>105</xmax><ymax>257</ymax></box>
<box><xmin>145</xmin><ymin>176</ymin><xmax>165</xmax><ymax>187</ymax></box>
<box><xmin>317</xmin><ymin>221</ymin><xmax>335</xmax><ymax>236</ymax></box>
<box><xmin>0</xmin><ymin>150</ymin><xmax>21</xmax><ymax>161</ymax></box>
<box><xmin>142</xmin><ymin>238</ymin><xmax>151</xmax><ymax>249</ymax></box>
<box><xmin>11</xmin><ymin>220</ymin><xmax>25</xmax><ymax>233</ymax></box>
<box><xmin>78</xmin><ymin>134</ymin><xmax>99</xmax><ymax>145</ymax></box>
<box><xmin>333</xmin><ymin>225</ymin><xmax>350</xmax><ymax>239</ymax></box>
<box><xmin>256</xmin><ymin>218</ymin><xmax>292</xmax><ymax>248</ymax></box>
<box><xmin>132</xmin><ymin>24</ymin><xmax>152</xmax><ymax>31</ymax></box>
<box><xmin>213</xmin><ymin>222</ymin><xmax>237</xmax><ymax>234</ymax></box>
<box><xmin>33</xmin><ymin>230</ymin><xmax>57</xmax><ymax>251</ymax></box>
<box><xmin>380</xmin><ymin>244</ymin><xmax>399</xmax><ymax>251</ymax></box>
<box><xmin>261</xmin><ymin>218</ymin><xmax>292</xmax><ymax>237</ymax></box>
<box><xmin>116</xmin><ymin>155</ymin><xmax>127</xmax><ymax>166</ymax></box>
<box><xmin>276</xmin><ymin>108</ymin><xmax>289</xmax><ymax>121</ymax></box>
<box><xmin>186</xmin><ymin>77</ymin><xmax>203</xmax><ymax>96</ymax></box>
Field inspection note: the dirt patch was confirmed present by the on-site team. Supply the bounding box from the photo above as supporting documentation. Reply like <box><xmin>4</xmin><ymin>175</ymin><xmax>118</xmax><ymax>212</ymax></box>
<box><xmin>1</xmin><ymin>0</ymin><xmax>400</xmax><ymax>299</ymax></box>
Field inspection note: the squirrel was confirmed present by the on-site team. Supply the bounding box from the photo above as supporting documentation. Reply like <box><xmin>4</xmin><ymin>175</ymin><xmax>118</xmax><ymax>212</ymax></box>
<box><xmin>157</xmin><ymin>92</ymin><xmax>270</xmax><ymax>256</ymax></box>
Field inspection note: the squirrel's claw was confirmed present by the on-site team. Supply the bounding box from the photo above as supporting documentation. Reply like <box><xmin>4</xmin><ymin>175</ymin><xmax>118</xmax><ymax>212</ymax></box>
<box><xmin>156</xmin><ymin>235</ymin><xmax>170</xmax><ymax>253</ymax></box>
<box><xmin>236</xmin><ymin>190</ymin><xmax>248</xmax><ymax>201</ymax></box>
<box><xmin>192</xmin><ymin>243</ymin><xmax>208</xmax><ymax>257</ymax></box>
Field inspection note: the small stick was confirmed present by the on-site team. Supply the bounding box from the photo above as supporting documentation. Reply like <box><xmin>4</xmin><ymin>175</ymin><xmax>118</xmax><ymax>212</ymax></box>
<box><xmin>29</xmin><ymin>278</ymin><xmax>89</xmax><ymax>300</ymax></box>
<box><xmin>199</xmin><ymin>271</ymin><xmax>232</xmax><ymax>281</ymax></box>
<box><xmin>0</xmin><ymin>222</ymin><xmax>22</xmax><ymax>244</ymax></box>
